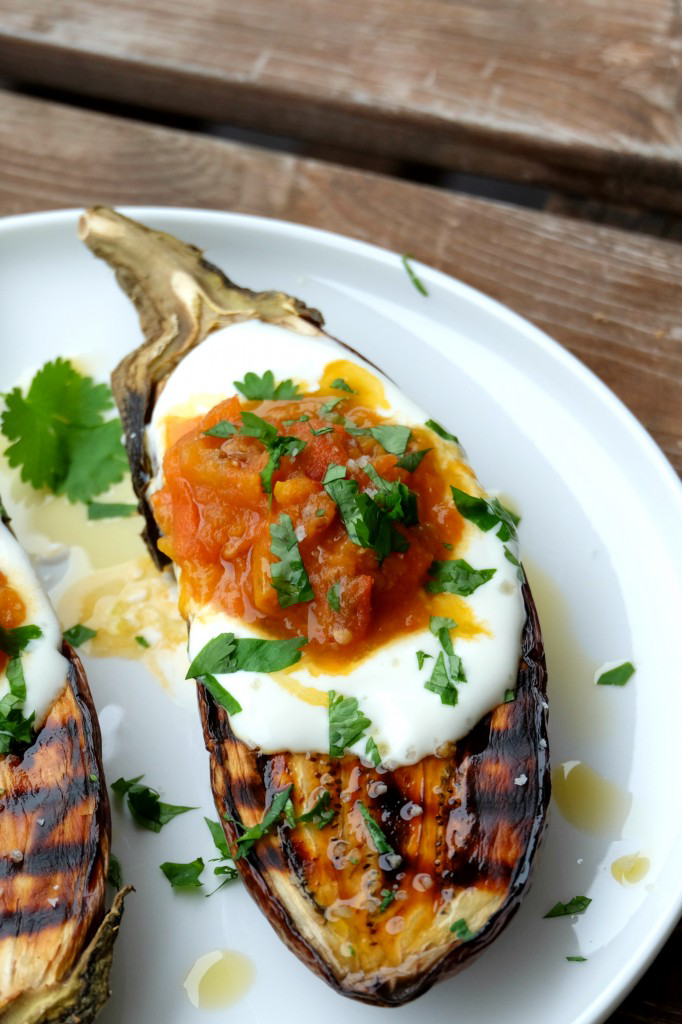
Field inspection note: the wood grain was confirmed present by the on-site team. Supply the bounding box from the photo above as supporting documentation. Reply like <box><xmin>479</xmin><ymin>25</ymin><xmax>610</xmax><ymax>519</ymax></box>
<box><xmin>1</xmin><ymin>0</ymin><xmax>682</xmax><ymax>209</ymax></box>
<box><xmin>0</xmin><ymin>89</ymin><xmax>680</xmax><ymax>1023</ymax></box>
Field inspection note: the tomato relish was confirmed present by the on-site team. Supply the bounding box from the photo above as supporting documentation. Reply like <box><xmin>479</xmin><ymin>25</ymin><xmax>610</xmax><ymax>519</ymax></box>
<box><xmin>151</xmin><ymin>377</ymin><xmax>467</xmax><ymax>669</ymax></box>
<box><xmin>0</xmin><ymin>571</ymin><xmax>27</xmax><ymax>673</ymax></box>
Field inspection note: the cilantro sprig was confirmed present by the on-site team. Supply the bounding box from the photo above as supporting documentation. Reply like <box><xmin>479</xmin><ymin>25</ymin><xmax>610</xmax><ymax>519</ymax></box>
<box><xmin>425</xmin><ymin>558</ymin><xmax>496</xmax><ymax>596</ymax></box>
<box><xmin>1</xmin><ymin>358</ymin><xmax>128</xmax><ymax>504</ymax></box>
<box><xmin>234</xmin><ymin>370</ymin><xmax>300</xmax><ymax>401</ymax></box>
<box><xmin>269</xmin><ymin>513</ymin><xmax>314</xmax><ymax>608</ymax></box>
<box><xmin>329</xmin><ymin>690</ymin><xmax>371</xmax><ymax>757</ymax></box>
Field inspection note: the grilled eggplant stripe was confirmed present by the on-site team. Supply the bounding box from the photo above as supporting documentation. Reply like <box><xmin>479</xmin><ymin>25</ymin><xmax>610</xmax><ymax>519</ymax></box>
<box><xmin>81</xmin><ymin>206</ymin><xmax>550</xmax><ymax>1006</ymax></box>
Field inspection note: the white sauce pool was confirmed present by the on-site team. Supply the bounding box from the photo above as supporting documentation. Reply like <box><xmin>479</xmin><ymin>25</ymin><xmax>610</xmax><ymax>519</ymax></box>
<box><xmin>147</xmin><ymin>320</ymin><xmax>526</xmax><ymax>766</ymax></box>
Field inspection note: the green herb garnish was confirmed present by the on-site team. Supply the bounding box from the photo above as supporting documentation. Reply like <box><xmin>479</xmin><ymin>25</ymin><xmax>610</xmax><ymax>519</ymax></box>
<box><xmin>425</xmin><ymin>419</ymin><xmax>458</xmax><ymax>444</ymax></box>
<box><xmin>204</xmin><ymin>419</ymin><xmax>238</xmax><ymax>438</ymax></box>
<box><xmin>227</xmin><ymin>785</ymin><xmax>294</xmax><ymax>859</ymax></box>
<box><xmin>544</xmin><ymin>896</ymin><xmax>592</xmax><ymax>919</ymax></box>
<box><xmin>396</xmin><ymin>448</ymin><xmax>430</xmax><ymax>472</ymax></box>
<box><xmin>425</xmin><ymin>558</ymin><xmax>496</xmax><ymax>596</ymax></box>
<box><xmin>201</xmin><ymin>674</ymin><xmax>243</xmax><ymax>716</ymax></box>
<box><xmin>320</xmin><ymin>397</ymin><xmax>344</xmax><ymax>417</ymax></box>
<box><xmin>504</xmin><ymin>688</ymin><xmax>515</xmax><ymax>703</ymax></box>
<box><xmin>111</xmin><ymin>775</ymin><xmax>196</xmax><ymax>833</ymax></box>
<box><xmin>63</xmin><ymin>623</ymin><xmax>97</xmax><ymax>647</ymax></box>
<box><xmin>330</xmin><ymin>378</ymin><xmax>357</xmax><ymax>393</ymax></box>
<box><xmin>87</xmin><ymin>502</ymin><xmax>138</xmax><ymax>520</ymax></box>
<box><xmin>295</xmin><ymin>790</ymin><xmax>336</xmax><ymax>829</ymax></box>
<box><xmin>160</xmin><ymin>857</ymin><xmax>205</xmax><ymax>888</ymax></box>
<box><xmin>107</xmin><ymin>853</ymin><xmax>123</xmax><ymax>889</ymax></box>
<box><xmin>135</xmin><ymin>635</ymin><xmax>150</xmax><ymax>649</ymax></box>
<box><xmin>234</xmin><ymin>370</ymin><xmax>300</xmax><ymax>401</ymax></box>
<box><xmin>269</xmin><ymin>513</ymin><xmax>314</xmax><ymax>608</ymax></box>
<box><xmin>0</xmin><ymin>623</ymin><xmax>42</xmax><ymax>657</ymax></box>
<box><xmin>425</xmin><ymin>616</ymin><xmax>465</xmax><ymax>706</ymax></box>
<box><xmin>329</xmin><ymin>690</ymin><xmax>371</xmax><ymax>757</ymax></box>
<box><xmin>323</xmin><ymin>464</ymin><xmax>409</xmax><ymax>562</ymax></box>
<box><xmin>566</xmin><ymin>956</ymin><xmax>587</xmax><ymax>962</ymax></box>
<box><xmin>1</xmin><ymin>358</ymin><xmax>129</xmax><ymax>504</ymax></box>
<box><xmin>365</xmin><ymin>736</ymin><xmax>381</xmax><ymax>767</ymax></box>
<box><xmin>416</xmin><ymin>650</ymin><xmax>432</xmax><ymax>670</ymax></box>
<box><xmin>596</xmin><ymin>662</ymin><xmax>635</xmax><ymax>687</ymax></box>
<box><xmin>379</xmin><ymin>888</ymin><xmax>396</xmax><ymax>912</ymax></box>
<box><xmin>450</xmin><ymin>486</ymin><xmax>519</xmax><ymax>542</ymax></box>
<box><xmin>504</xmin><ymin>545</ymin><xmax>525</xmax><ymax>582</ymax></box>
<box><xmin>311</xmin><ymin>426</ymin><xmax>334</xmax><ymax>436</ymax></box>
<box><xmin>186</xmin><ymin>632</ymin><xmax>307</xmax><ymax>679</ymax></box>
<box><xmin>327</xmin><ymin>583</ymin><xmax>341</xmax><ymax>612</ymax></box>
<box><xmin>450</xmin><ymin>918</ymin><xmax>476</xmax><ymax>940</ymax></box>
<box><xmin>367</xmin><ymin>425</ymin><xmax>411</xmax><ymax>456</ymax></box>
<box><xmin>363</xmin><ymin>464</ymin><xmax>419</xmax><ymax>526</ymax></box>
<box><xmin>402</xmin><ymin>254</ymin><xmax>429</xmax><ymax>297</ymax></box>
<box><xmin>357</xmin><ymin>801</ymin><xmax>397</xmax><ymax>857</ymax></box>
<box><xmin>204</xmin><ymin>818</ymin><xmax>239</xmax><ymax>893</ymax></box>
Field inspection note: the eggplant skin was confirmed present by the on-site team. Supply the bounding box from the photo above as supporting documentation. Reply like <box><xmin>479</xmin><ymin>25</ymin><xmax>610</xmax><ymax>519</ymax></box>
<box><xmin>0</xmin><ymin>644</ymin><xmax>129</xmax><ymax>1023</ymax></box>
<box><xmin>82</xmin><ymin>206</ymin><xmax>550</xmax><ymax>1005</ymax></box>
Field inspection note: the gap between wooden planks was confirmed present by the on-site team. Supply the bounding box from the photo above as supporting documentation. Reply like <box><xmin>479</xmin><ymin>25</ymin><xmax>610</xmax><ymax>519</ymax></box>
<box><xmin>0</xmin><ymin>89</ymin><xmax>681</xmax><ymax>480</ymax></box>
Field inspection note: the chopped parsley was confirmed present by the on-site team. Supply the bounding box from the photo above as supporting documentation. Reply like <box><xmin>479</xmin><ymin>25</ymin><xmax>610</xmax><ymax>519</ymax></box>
<box><xmin>160</xmin><ymin>857</ymin><xmax>205</xmax><ymax>889</ymax></box>
<box><xmin>0</xmin><ymin>623</ymin><xmax>42</xmax><ymax>658</ymax></box>
<box><xmin>107</xmin><ymin>852</ymin><xmax>123</xmax><ymax>889</ymax></box>
<box><xmin>450</xmin><ymin>918</ymin><xmax>476</xmax><ymax>940</ymax></box>
<box><xmin>234</xmin><ymin>370</ymin><xmax>300</xmax><ymax>401</ymax></box>
<box><xmin>544</xmin><ymin>895</ymin><xmax>592</xmax><ymax>919</ymax></box>
<box><xmin>205</xmin><ymin>411</ymin><xmax>307</xmax><ymax>495</ymax></box>
<box><xmin>425</xmin><ymin>616</ymin><xmax>465</xmax><ymax>706</ymax></box>
<box><xmin>450</xmin><ymin>486</ymin><xmax>519</xmax><ymax>542</ymax></box>
<box><xmin>63</xmin><ymin>623</ymin><xmax>97</xmax><ymax>647</ymax></box>
<box><xmin>327</xmin><ymin>583</ymin><xmax>341</xmax><ymax>612</ymax></box>
<box><xmin>227</xmin><ymin>784</ymin><xmax>293</xmax><ymax>859</ymax></box>
<box><xmin>323</xmin><ymin>464</ymin><xmax>409</xmax><ymax>562</ymax></box>
<box><xmin>396</xmin><ymin>448</ymin><xmax>430</xmax><ymax>472</ymax></box>
<box><xmin>135</xmin><ymin>635</ymin><xmax>150</xmax><ymax>649</ymax></box>
<box><xmin>204</xmin><ymin>419</ymin><xmax>238</xmax><ymax>438</ymax></box>
<box><xmin>344</xmin><ymin>423</ymin><xmax>412</xmax><ymax>457</ymax></box>
<box><xmin>363</xmin><ymin>464</ymin><xmax>418</xmax><ymax>526</ymax></box>
<box><xmin>425</xmin><ymin>418</ymin><xmax>458</xmax><ymax>443</ymax></box>
<box><xmin>200</xmin><ymin>674</ymin><xmax>243</xmax><ymax>716</ymax></box>
<box><xmin>319</xmin><ymin>397</ymin><xmax>344</xmax><ymax>417</ymax></box>
<box><xmin>187</xmin><ymin>633</ymin><xmax>307</xmax><ymax>681</ymax></box>
<box><xmin>416</xmin><ymin>650</ymin><xmax>432</xmax><ymax>670</ymax></box>
<box><xmin>110</xmin><ymin>775</ymin><xmax>196</xmax><ymax>833</ymax></box>
<box><xmin>504</xmin><ymin>688</ymin><xmax>515</xmax><ymax>703</ymax></box>
<box><xmin>330</xmin><ymin>378</ymin><xmax>357</xmax><ymax>393</ymax></box>
<box><xmin>1</xmin><ymin>358</ymin><xmax>128</xmax><ymax>504</ymax></box>
<box><xmin>329</xmin><ymin>690</ymin><xmax>371</xmax><ymax>757</ymax></box>
<box><xmin>294</xmin><ymin>790</ymin><xmax>336</xmax><ymax>829</ymax></box>
<box><xmin>311</xmin><ymin>425</ymin><xmax>334</xmax><ymax>436</ymax></box>
<box><xmin>401</xmin><ymin>254</ymin><xmax>429</xmax><ymax>297</ymax></box>
<box><xmin>269</xmin><ymin>513</ymin><xmax>314</xmax><ymax>608</ymax></box>
<box><xmin>365</xmin><ymin>736</ymin><xmax>381</xmax><ymax>767</ymax></box>
<box><xmin>379</xmin><ymin>888</ymin><xmax>396</xmax><ymax>912</ymax></box>
<box><xmin>596</xmin><ymin>662</ymin><xmax>635</xmax><ymax>687</ymax></box>
<box><xmin>425</xmin><ymin>558</ymin><xmax>496</xmax><ymax>596</ymax></box>
<box><xmin>504</xmin><ymin>545</ymin><xmax>525</xmax><ymax>582</ymax></box>
<box><xmin>357</xmin><ymin>801</ymin><xmax>397</xmax><ymax>856</ymax></box>
<box><xmin>566</xmin><ymin>956</ymin><xmax>587</xmax><ymax>962</ymax></box>
<box><xmin>204</xmin><ymin>817</ymin><xmax>239</xmax><ymax>892</ymax></box>
<box><xmin>87</xmin><ymin>502</ymin><xmax>138</xmax><ymax>520</ymax></box>
<box><xmin>0</xmin><ymin>651</ymin><xmax>34</xmax><ymax>754</ymax></box>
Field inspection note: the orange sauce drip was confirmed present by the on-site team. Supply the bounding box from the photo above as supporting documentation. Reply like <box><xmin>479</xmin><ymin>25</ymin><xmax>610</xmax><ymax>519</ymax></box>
<box><xmin>151</xmin><ymin>371</ymin><xmax>469</xmax><ymax>672</ymax></box>
<box><xmin>0</xmin><ymin>571</ymin><xmax>27</xmax><ymax>673</ymax></box>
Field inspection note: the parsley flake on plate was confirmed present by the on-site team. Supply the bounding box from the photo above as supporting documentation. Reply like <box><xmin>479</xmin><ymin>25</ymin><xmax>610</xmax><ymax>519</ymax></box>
<box><xmin>401</xmin><ymin>254</ymin><xmax>429</xmax><ymax>297</ymax></box>
<box><xmin>595</xmin><ymin>662</ymin><xmax>635</xmax><ymax>687</ymax></box>
<box><xmin>270</xmin><ymin>513</ymin><xmax>314</xmax><ymax>608</ymax></box>
<box><xmin>110</xmin><ymin>774</ymin><xmax>196</xmax><ymax>833</ymax></box>
<box><xmin>107</xmin><ymin>852</ymin><xmax>123</xmax><ymax>889</ymax></box>
<box><xmin>1</xmin><ymin>358</ymin><xmax>129</xmax><ymax>504</ymax></box>
<box><xmin>160</xmin><ymin>857</ymin><xmax>205</xmax><ymax>889</ymax></box>
<box><xmin>544</xmin><ymin>895</ymin><xmax>592</xmax><ymax>918</ymax></box>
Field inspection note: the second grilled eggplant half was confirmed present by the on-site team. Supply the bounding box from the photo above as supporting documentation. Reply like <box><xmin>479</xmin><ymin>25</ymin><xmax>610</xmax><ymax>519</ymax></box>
<box><xmin>80</xmin><ymin>206</ymin><xmax>550</xmax><ymax>1007</ymax></box>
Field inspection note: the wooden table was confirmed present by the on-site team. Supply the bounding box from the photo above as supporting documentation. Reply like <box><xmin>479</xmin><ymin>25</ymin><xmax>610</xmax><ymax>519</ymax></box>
<box><xmin>1</xmin><ymin>12</ymin><xmax>681</xmax><ymax>1016</ymax></box>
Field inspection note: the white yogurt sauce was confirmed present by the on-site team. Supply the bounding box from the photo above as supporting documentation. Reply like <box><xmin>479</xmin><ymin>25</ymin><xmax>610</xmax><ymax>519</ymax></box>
<box><xmin>0</xmin><ymin>521</ymin><xmax>69</xmax><ymax>726</ymax></box>
<box><xmin>147</xmin><ymin>320</ymin><xmax>526</xmax><ymax>766</ymax></box>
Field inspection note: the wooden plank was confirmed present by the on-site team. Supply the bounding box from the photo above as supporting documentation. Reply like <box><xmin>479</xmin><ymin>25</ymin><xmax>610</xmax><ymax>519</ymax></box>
<box><xmin>0</xmin><ymin>89</ymin><xmax>680</xmax><ymax>1024</ymax></box>
<box><xmin>1</xmin><ymin>0</ymin><xmax>682</xmax><ymax>209</ymax></box>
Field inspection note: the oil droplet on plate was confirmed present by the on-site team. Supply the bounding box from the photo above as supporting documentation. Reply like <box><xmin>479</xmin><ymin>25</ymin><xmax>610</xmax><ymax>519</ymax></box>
<box><xmin>611</xmin><ymin>852</ymin><xmax>650</xmax><ymax>886</ymax></box>
<box><xmin>184</xmin><ymin>950</ymin><xmax>255</xmax><ymax>1010</ymax></box>
<box><xmin>552</xmin><ymin>761</ymin><xmax>632</xmax><ymax>839</ymax></box>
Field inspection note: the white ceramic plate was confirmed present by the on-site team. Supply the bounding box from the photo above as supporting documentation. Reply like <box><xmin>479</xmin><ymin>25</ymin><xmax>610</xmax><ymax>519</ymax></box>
<box><xmin>1</xmin><ymin>208</ymin><xmax>681</xmax><ymax>1024</ymax></box>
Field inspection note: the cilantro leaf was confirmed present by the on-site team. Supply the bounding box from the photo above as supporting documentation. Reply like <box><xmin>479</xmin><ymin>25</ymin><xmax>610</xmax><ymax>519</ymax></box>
<box><xmin>596</xmin><ymin>662</ymin><xmax>635</xmax><ymax>687</ymax></box>
<box><xmin>365</xmin><ymin>736</ymin><xmax>381</xmax><ymax>767</ymax></box>
<box><xmin>544</xmin><ymin>896</ymin><xmax>592</xmax><ymax>918</ymax></box>
<box><xmin>367</xmin><ymin>425</ymin><xmax>411</xmax><ymax>456</ymax></box>
<box><xmin>330</xmin><ymin>378</ymin><xmax>357</xmax><ymax>393</ymax></box>
<box><xmin>425</xmin><ymin>558</ymin><xmax>496</xmax><ymax>596</ymax></box>
<box><xmin>204</xmin><ymin>419</ymin><xmax>238</xmax><ymax>438</ymax></box>
<box><xmin>323</xmin><ymin>464</ymin><xmax>409</xmax><ymax>562</ymax></box>
<box><xmin>402</xmin><ymin>254</ymin><xmax>429</xmax><ymax>297</ymax></box>
<box><xmin>329</xmin><ymin>690</ymin><xmax>371</xmax><ymax>757</ymax></box>
<box><xmin>160</xmin><ymin>857</ymin><xmax>205</xmax><ymax>888</ymax></box>
<box><xmin>451</xmin><ymin>486</ymin><xmax>519</xmax><ymax>542</ymax></box>
<box><xmin>426</xmin><ymin>419</ymin><xmax>458</xmax><ymax>443</ymax></box>
<box><xmin>327</xmin><ymin>583</ymin><xmax>341</xmax><ymax>612</ymax></box>
<box><xmin>357</xmin><ymin>801</ymin><xmax>397</xmax><ymax>857</ymax></box>
<box><xmin>425</xmin><ymin>652</ymin><xmax>458</xmax><ymax>706</ymax></box>
<box><xmin>1</xmin><ymin>359</ymin><xmax>128</xmax><ymax>504</ymax></box>
<box><xmin>270</xmin><ymin>513</ymin><xmax>314</xmax><ymax>608</ymax></box>
<box><xmin>228</xmin><ymin>784</ymin><xmax>294</xmax><ymax>859</ymax></box>
<box><xmin>0</xmin><ymin>623</ymin><xmax>42</xmax><ymax>657</ymax></box>
<box><xmin>0</xmin><ymin>692</ymin><xmax>35</xmax><ymax>754</ymax></box>
<box><xmin>450</xmin><ymin>918</ymin><xmax>476</xmax><ymax>940</ymax></box>
<box><xmin>110</xmin><ymin>774</ymin><xmax>195</xmax><ymax>833</ymax></box>
<box><xmin>205</xmin><ymin>817</ymin><xmax>231</xmax><ymax>859</ymax></box>
<box><xmin>63</xmin><ymin>623</ymin><xmax>97</xmax><ymax>647</ymax></box>
<box><xmin>396</xmin><ymin>448</ymin><xmax>431</xmax><ymax>472</ymax></box>
<box><xmin>87</xmin><ymin>501</ymin><xmax>138</xmax><ymax>520</ymax></box>
<box><xmin>234</xmin><ymin>370</ymin><xmax>300</xmax><ymax>401</ymax></box>
<box><xmin>320</xmin><ymin>397</ymin><xmax>344</xmax><ymax>417</ymax></box>
<box><xmin>201</xmin><ymin>674</ymin><xmax>242</xmax><ymax>716</ymax></box>
<box><xmin>107</xmin><ymin>852</ymin><xmax>123</xmax><ymax>889</ymax></box>
<box><xmin>363</xmin><ymin>464</ymin><xmax>419</xmax><ymax>526</ymax></box>
<box><xmin>416</xmin><ymin>650</ymin><xmax>432</xmax><ymax>670</ymax></box>
<box><xmin>186</xmin><ymin>633</ymin><xmax>307</xmax><ymax>680</ymax></box>
<box><xmin>295</xmin><ymin>790</ymin><xmax>336</xmax><ymax>829</ymax></box>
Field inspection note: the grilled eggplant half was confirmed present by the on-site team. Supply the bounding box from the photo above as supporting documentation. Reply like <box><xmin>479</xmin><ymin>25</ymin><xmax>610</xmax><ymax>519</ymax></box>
<box><xmin>81</xmin><ymin>206</ymin><xmax>550</xmax><ymax>1006</ymax></box>
<box><xmin>0</xmin><ymin>515</ymin><xmax>128</xmax><ymax>1022</ymax></box>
